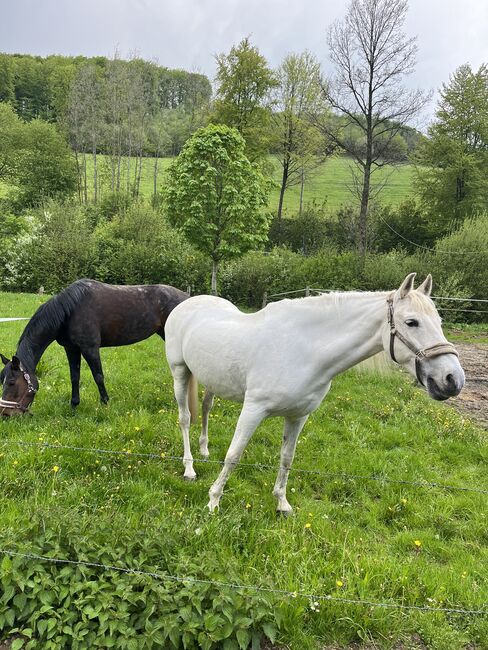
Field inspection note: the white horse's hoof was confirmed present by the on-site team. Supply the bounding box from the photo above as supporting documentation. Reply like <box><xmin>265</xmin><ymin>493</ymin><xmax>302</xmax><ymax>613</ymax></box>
<box><xmin>276</xmin><ymin>508</ymin><xmax>293</xmax><ymax>518</ymax></box>
<box><xmin>183</xmin><ymin>471</ymin><xmax>197</xmax><ymax>481</ymax></box>
<box><xmin>207</xmin><ymin>499</ymin><xmax>220</xmax><ymax>513</ymax></box>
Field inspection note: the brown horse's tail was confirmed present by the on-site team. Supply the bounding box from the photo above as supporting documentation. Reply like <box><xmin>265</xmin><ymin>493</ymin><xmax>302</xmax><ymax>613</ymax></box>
<box><xmin>188</xmin><ymin>373</ymin><xmax>199</xmax><ymax>424</ymax></box>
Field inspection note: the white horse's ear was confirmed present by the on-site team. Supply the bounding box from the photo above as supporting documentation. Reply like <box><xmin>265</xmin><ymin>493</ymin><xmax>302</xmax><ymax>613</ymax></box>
<box><xmin>398</xmin><ymin>272</ymin><xmax>416</xmax><ymax>298</ymax></box>
<box><xmin>417</xmin><ymin>274</ymin><xmax>433</xmax><ymax>296</ymax></box>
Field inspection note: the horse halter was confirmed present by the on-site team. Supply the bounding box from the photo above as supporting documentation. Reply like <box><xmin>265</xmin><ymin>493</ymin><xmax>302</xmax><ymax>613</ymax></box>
<box><xmin>386</xmin><ymin>296</ymin><xmax>459</xmax><ymax>386</ymax></box>
<box><xmin>0</xmin><ymin>363</ymin><xmax>37</xmax><ymax>413</ymax></box>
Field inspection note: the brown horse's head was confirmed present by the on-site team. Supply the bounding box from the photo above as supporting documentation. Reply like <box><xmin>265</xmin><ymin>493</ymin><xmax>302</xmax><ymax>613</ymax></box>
<box><xmin>0</xmin><ymin>354</ymin><xmax>38</xmax><ymax>417</ymax></box>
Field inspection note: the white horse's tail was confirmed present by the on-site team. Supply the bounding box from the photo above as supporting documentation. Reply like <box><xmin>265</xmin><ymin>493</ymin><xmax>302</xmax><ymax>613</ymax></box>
<box><xmin>188</xmin><ymin>374</ymin><xmax>199</xmax><ymax>424</ymax></box>
<box><xmin>354</xmin><ymin>351</ymin><xmax>395</xmax><ymax>375</ymax></box>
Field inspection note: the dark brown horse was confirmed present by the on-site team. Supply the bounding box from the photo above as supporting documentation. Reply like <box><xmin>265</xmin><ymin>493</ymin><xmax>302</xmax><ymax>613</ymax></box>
<box><xmin>0</xmin><ymin>279</ymin><xmax>189</xmax><ymax>416</ymax></box>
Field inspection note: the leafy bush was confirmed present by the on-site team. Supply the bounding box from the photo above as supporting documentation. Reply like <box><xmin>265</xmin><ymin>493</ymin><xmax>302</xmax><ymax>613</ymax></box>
<box><xmin>94</xmin><ymin>203</ymin><xmax>208</xmax><ymax>291</ymax></box>
<box><xmin>372</xmin><ymin>200</ymin><xmax>438</xmax><ymax>254</ymax></box>
<box><xmin>0</xmin><ymin>524</ymin><xmax>282</xmax><ymax>649</ymax></box>
<box><xmin>221</xmin><ymin>247</ymin><xmax>362</xmax><ymax>306</ymax></box>
<box><xmin>1</xmin><ymin>201</ymin><xmax>97</xmax><ymax>293</ymax></box>
<box><xmin>9</xmin><ymin>120</ymin><xmax>77</xmax><ymax>211</ymax></box>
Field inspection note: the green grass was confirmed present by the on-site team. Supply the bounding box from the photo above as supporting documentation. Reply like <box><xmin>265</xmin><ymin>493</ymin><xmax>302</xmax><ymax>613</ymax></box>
<box><xmin>0</xmin><ymin>291</ymin><xmax>487</xmax><ymax>649</ymax></box>
<box><xmin>444</xmin><ymin>322</ymin><xmax>488</xmax><ymax>345</ymax></box>
<box><xmin>78</xmin><ymin>154</ymin><xmax>414</xmax><ymax>216</ymax></box>
<box><xmin>2</xmin><ymin>153</ymin><xmax>414</xmax><ymax>215</ymax></box>
<box><xmin>270</xmin><ymin>157</ymin><xmax>414</xmax><ymax>215</ymax></box>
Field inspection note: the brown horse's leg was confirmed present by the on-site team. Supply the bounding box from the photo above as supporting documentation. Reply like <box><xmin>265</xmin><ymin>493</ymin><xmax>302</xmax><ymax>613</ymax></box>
<box><xmin>64</xmin><ymin>344</ymin><xmax>82</xmax><ymax>407</ymax></box>
<box><xmin>81</xmin><ymin>347</ymin><xmax>109</xmax><ymax>404</ymax></box>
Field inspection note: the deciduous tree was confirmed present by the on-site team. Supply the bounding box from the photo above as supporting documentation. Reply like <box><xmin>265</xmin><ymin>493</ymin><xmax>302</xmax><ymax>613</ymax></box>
<box><xmin>414</xmin><ymin>64</ymin><xmax>488</xmax><ymax>231</ymax></box>
<box><xmin>165</xmin><ymin>124</ymin><xmax>270</xmax><ymax>294</ymax></box>
<box><xmin>213</xmin><ymin>38</ymin><xmax>277</xmax><ymax>160</ymax></box>
<box><xmin>315</xmin><ymin>0</ymin><xmax>429</xmax><ymax>255</ymax></box>
<box><xmin>273</xmin><ymin>52</ymin><xmax>332</xmax><ymax>226</ymax></box>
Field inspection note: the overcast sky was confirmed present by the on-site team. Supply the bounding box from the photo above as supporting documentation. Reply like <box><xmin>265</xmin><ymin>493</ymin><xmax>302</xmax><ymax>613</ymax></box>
<box><xmin>2</xmin><ymin>0</ymin><xmax>488</xmax><ymax>119</ymax></box>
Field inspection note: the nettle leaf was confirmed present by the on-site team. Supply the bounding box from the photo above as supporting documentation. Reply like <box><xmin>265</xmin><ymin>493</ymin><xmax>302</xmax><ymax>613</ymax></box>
<box><xmin>262</xmin><ymin>622</ymin><xmax>277</xmax><ymax>643</ymax></box>
<box><xmin>236</xmin><ymin>628</ymin><xmax>251</xmax><ymax>649</ymax></box>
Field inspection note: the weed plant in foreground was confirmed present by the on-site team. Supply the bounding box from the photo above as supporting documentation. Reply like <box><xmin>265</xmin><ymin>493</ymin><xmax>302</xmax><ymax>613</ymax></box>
<box><xmin>0</xmin><ymin>292</ymin><xmax>486</xmax><ymax>649</ymax></box>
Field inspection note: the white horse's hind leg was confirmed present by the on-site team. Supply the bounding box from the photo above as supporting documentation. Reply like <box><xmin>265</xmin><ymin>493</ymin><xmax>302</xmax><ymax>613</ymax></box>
<box><xmin>273</xmin><ymin>414</ymin><xmax>309</xmax><ymax>515</ymax></box>
<box><xmin>172</xmin><ymin>364</ymin><xmax>196</xmax><ymax>480</ymax></box>
<box><xmin>207</xmin><ymin>400</ymin><xmax>266</xmax><ymax>512</ymax></box>
<box><xmin>199</xmin><ymin>389</ymin><xmax>214</xmax><ymax>458</ymax></box>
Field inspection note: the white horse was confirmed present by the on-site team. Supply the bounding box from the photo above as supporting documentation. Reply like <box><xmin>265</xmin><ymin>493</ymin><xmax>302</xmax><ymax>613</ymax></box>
<box><xmin>165</xmin><ymin>273</ymin><xmax>464</xmax><ymax>514</ymax></box>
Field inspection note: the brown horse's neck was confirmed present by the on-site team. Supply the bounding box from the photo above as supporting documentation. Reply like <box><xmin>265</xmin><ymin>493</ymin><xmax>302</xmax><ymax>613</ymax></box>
<box><xmin>17</xmin><ymin>335</ymin><xmax>54</xmax><ymax>372</ymax></box>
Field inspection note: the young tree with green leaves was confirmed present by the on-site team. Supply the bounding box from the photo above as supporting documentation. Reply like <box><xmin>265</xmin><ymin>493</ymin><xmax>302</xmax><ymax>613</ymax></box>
<box><xmin>0</xmin><ymin>103</ymin><xmax>23</xmax><ymax>182</ymax></box>
<box><xmin>273</xmin><ymin>51</ymin><xmax>331</xmax><ymax>225</ymax></box>
<box><xmin>414</xmin><ymin>64</ymin><xmax>488</xmax><ymax>232</ymax></box>
<box><xmin>165</xmin><ymin>124</ymin><xmax>270</xmax><ymax>294</ymax></box>
<box><xmin>213</xmin><ymin>38</ymin><xmax>277</xmax><ymax>161</ymax></box>
<box><xmin>14</xmin><ymin>120</ymin><xmax>77</xmax><ymax>208</ymax></box>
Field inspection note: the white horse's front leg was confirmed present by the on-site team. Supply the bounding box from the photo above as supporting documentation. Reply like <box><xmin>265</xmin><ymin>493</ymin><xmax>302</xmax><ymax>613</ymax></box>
<box><xmin>199</xmin><ymin>389</ymin><xmax>214</xmax><ymax>458</ymax></box>
<box><xmin>208</xmin><ymin>400</ymin><xmax>266</xmax><ymax>512</ymax></box>
<box><xmin>273</xmin><ymin>414</ymin><xmax>309</xmax><ymax>515</ymax></box>
<box><xmin>172</xmin><ymin>364</ymin><xmax>196</xmax><ymax>480</ymax></box>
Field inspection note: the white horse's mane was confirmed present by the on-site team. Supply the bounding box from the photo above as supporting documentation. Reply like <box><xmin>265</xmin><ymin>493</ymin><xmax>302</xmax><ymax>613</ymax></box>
<box><xmin>278</xmin><ymin>289</ymin><xmax>438</xmax><ymax>318</ymax></box>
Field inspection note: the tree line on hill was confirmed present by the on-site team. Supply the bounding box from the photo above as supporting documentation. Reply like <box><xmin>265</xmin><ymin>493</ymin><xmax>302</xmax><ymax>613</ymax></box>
<box><xmin>0</xmin><ymin>0</ymin><xmax>487</xmax><ymax>311</ymax></box>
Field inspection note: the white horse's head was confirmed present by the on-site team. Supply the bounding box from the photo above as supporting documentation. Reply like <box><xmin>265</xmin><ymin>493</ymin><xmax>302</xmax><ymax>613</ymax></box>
<box><xmin>383</xmin><ymin>273</ymin><xmax>465</xmax><ymax>401</ymax></box>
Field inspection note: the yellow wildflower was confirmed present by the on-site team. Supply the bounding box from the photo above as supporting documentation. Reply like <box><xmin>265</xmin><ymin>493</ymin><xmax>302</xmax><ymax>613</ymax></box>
<box><xmin>52</xmin><ymin>465</ymin><xmax>59</xmax><ymax>473</ymax></box>
<box><xmin>336</xmin><ymin>580</ymin><xmax>344</xmax><ymax>588</ymax></box>
<box><xmin>304</xmin><ymin>522</ymin><xmax>312</xmax><ymax>529</ymax></box>
<box><xmin>414</xmin><ymin>540</ymin><xmax>422</xmax><ymax>548</ymax></box>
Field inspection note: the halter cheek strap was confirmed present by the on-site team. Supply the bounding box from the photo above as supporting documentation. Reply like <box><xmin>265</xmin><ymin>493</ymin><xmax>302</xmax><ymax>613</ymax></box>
<box><xmin>0</xmin><ymin>363</ymin><xmax>37</xmax><ymax>413</ymax></box>
<box><xmin>386</xmin><ymin>297</ymin><xmax>459</xmax><ymax>386</ymax></box>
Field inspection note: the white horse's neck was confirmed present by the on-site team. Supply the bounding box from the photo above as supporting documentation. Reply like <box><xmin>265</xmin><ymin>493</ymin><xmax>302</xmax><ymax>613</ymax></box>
<box><xmin>289</xmin><ymin>291</ymin><xmax>390</xmax><ymax>379</ymax></box>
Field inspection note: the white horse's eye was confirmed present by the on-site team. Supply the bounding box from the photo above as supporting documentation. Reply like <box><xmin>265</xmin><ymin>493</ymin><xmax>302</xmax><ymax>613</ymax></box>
<box><xmin>405</xmin><ymin>319</ymin><xmax>419</xmax><ymax>327</ymax></box>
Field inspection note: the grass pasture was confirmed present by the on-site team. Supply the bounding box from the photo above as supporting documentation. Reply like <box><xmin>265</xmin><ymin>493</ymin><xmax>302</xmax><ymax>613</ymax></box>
<box><xmin>0</xmin><ymin>291</ymin><xmax>487</xmax><ymax>649</ymax></box>
<box><xmin>79</xmin><ymin>155</ymin><xmax>414</xmax><ymax>215</ymax></box>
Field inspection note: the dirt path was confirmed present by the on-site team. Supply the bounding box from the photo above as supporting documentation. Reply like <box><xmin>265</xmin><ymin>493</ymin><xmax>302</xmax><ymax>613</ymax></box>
<box><xmin>450</xmin><ymin>342</ymin><xmax>488</xmax><ymax>428</ymax></box>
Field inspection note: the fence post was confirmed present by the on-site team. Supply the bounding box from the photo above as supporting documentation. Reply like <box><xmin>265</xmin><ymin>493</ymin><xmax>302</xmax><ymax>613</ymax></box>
<box><xmin>186</xmin><ymin>285</ymin><xmax>191</xmax><ymax>296</ymax></box>
<box><xmin>305</xmin><ymin>286</ymin><xmax>310</xmax><ymax>297</ymax></box>
<box><xmin>262</xmin><ymin>291</ymin><xmax>268</xmax><ymax>308</ymax></box>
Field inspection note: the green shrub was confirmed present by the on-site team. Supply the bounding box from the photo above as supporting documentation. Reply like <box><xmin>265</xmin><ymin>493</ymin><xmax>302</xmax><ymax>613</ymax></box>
<box><xmin>372</xmin><ymin>200</ymin><xmax>438</xmax><ymax>253</ymax></box>
<box><xmin>94</xmin><ymin>203</ymin><xmax>208</xmax><ymax>291</ymax></box>
<box><xmin>1</xmin><ymin>201</ymin><xmax>97</xmax><ymax>293</ymax></box>
<box><xmin>0</xmin><ymin>524</ymin><xmax>282</xmax><ymax>649</ymax></box>
<box><xmin>432</xmin><ymin>215</ymin><xmax>488</xmax><ymax>299</ymax></box>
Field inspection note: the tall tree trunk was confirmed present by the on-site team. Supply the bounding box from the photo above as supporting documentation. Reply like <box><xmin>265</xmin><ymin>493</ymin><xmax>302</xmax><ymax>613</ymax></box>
<box><xmin>299</xmin><ymin>167</ymin><xmax>305</xmax><ymax>216</ymax></box>
<box><xmin>153</xmin><ymin>156</ymin><xmax>159</xmax><ymax>198</ymax></box>
<box><xmin>82</xmin><ymin>152</ymin><xmax>88</xmax><ymax>204</ymax></box>
<box><xmin>358</xmin><ymin>159</ymin><xmax>371</xmax><ymax>258</ymax></box>
<box><xmin>92</xmin><ymin>145</ymin><xmax>98</xmax><ymax>204</ymax></box>
<box><xmin>136</xmin><ymin>153</ymin><xmax>143</xmax><ymax>196</ymax></box>
<box><xmin>74</xmin><ymin>150</ymin><xmax>82</xmax><ymax>204</ymax></box>
<box><xmin>277</xmin><ymin>160</ymin><xmax>289</xmax><ymax>243</ymax></box>
<box><xmin>211</xmin><ymin>260</ymin><xmax>218</xmax><ymax>295</ymax></box>
<box><xmin>111</xmin><ymin>156</ymin><xmax>116</xmax><ymax>192</ymax></box>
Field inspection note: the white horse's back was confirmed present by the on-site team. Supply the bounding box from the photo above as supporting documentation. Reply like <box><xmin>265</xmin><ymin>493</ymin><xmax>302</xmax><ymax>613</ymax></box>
<box><xmin>165</xmin><ymin>296</ymin><xmax>253</xmax><ymax>401</ymax></box>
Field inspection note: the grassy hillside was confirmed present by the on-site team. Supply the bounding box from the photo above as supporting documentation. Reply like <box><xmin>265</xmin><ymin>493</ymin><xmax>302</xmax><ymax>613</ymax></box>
<box><xmin>1</xmin><ymin>154</ymin><xmax>414</xmax><ymax>214</ymax></box>
<box><xmin>0</xmin><ymin>291</ymin><xmax>486</xmax><ymax>649</ymax></box>
<box><xmin>77</xmin><ymin>154</ymin><xmax>414</xmax><ymax>215</ymax></box>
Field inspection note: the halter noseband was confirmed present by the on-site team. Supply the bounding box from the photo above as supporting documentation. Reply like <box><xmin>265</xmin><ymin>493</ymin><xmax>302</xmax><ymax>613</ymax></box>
<box><xmin>0</xmin><ymin>363</ymin><xmax>37</xmax><ymax>413</ymax></box>
<box><xmin>386</xmin><ymin>296</ymin><xmax>459</xmax><ymax>386</ymax></box>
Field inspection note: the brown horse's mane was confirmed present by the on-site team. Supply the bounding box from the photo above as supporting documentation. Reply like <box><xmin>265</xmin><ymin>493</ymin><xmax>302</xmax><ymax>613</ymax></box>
<box><xmin>19</xmin><ymin>279</ymin><xmax>92</xmax><ymax>346</ymax></box>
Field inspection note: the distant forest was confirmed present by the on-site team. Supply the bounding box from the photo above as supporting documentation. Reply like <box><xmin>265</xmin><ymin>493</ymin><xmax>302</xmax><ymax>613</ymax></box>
<box><xmin>0</xmin><ymin>52</ymin><xmax>212</xmax><ymax>123</ymax></box>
